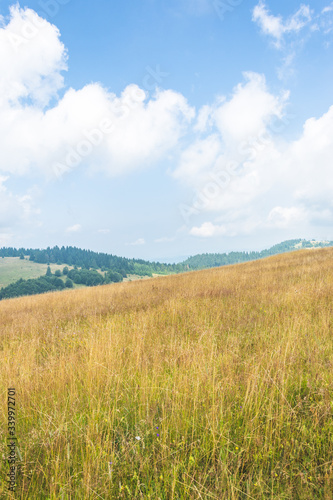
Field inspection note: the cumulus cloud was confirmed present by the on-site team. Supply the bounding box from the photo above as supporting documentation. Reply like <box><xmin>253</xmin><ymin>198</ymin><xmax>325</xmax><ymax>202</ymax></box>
<box><xmin>1</xmin><ymin>4</ymin><xmax>333</xmax><ymax>244</ymax></box>
<box><xmin>174</xmin><ymin>72</ymin><xmax>288</xmax><ymax>189</ymax></box>
<box><xmin>175</xmin><ymin>73</ymin><xmax>333</xmax><ymax>238</ymax></box>
<box><xmin>0</xmin><ymin>4</ymin><xmax>67</xmax><ymax>106</ymax></box>
<box><xmin>213</xmin><ymin>72</ymin><xmax>288</xmax><ymax>143</ymax></box>
<box><xmin>0</xmin><ymin>6</ymin><xmax>194</xmax><ymax>180</ymax></box>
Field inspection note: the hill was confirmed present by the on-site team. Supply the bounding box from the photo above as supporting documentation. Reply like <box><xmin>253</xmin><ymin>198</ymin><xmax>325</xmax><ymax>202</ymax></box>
<box><xmin>183</xmin><ymin>238</ymin><xmax>333</xmax><ymax>270</ymax></box>
<box><xmin>1</xmin><ymin>239</ymin><xmax>332</xmax><ymax>300</ymax></box>
<box><xmin>0</xmin><ymin>257</ymin><xmax>67</xmax><ymax>289</ymax></box>
<box><xmin>1</xmin><ymin>248</ymin><xmax>333</xmax><ymax>498</ymax></box>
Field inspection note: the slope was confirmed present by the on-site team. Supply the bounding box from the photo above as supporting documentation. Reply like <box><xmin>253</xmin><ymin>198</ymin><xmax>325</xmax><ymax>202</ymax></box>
<box><xmin>1</xmin><ymin>248</ymin><xmax>333</xmax><ymax>498</ymax></box>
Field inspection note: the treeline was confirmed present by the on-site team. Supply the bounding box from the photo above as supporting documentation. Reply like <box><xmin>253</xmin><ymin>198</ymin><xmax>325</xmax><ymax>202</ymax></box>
<box><xmin>0</xmin><ymin>275</ymin><xmax>71</xmax><ymax>301</ymax></box>
<box><xmin>182</xmin><ymin>239</ymin><xmax>333</xmax><ymax>270</ymax></box>
<box><xmin>0</xmin><ymin>246</ymin><xmax>184</xmax><ymax>276</ymax></box>
<box><xmin>0</xmin><ymin>266</ymin><xmax>126</xmax><ymax>301</ymax></box>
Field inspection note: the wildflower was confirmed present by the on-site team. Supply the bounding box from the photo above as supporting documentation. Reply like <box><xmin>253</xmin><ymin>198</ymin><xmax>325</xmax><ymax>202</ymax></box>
<box><xmin>157</xmin><ymin>434</ymin><xmax>160</xmax><ymax>437</ymax></box>
<box><xmin>135</xmin><ymin>436</ymin><xmax>141</xmax><ymax>441</ymax></box>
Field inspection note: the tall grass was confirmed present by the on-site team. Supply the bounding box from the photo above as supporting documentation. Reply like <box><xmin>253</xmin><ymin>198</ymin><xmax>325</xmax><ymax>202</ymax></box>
<box><xmin>1</xmin><ymin>248</ymin><xmax>333</xmax><ymax>498</ymax></box>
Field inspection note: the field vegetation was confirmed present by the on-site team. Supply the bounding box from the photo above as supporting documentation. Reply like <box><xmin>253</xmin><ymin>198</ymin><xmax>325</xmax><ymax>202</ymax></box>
<box><xmin>1</xmin><ymin>248</ymin><xmax>333</xmax><ymax>498</ymax></box>
<box><xmin>0</xmin><ymin>258</ymin><xmax>66</xmax><ymax>288</ymax></box>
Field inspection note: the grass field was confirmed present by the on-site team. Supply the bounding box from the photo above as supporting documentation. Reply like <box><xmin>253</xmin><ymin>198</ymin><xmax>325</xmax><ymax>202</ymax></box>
<box><xmin>0</xmin><ymin>257</ymin><xmax>156</xmax><ymax>291</ymax></box>
<box><xmin>0</xmin><ymin>258</ymin><xmax>67</xmax><ymax>289</ymax></box>
<box><xmin>1</xmin><ymin>248</ymin><xmax>333</xmax><ymax>498</ymax></box>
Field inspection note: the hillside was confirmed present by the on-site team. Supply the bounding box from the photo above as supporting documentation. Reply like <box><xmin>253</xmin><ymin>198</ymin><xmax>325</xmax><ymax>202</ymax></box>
<box><xmin>1</xmin><ymin>239</ymin><xmax>332</xmax><ymax>299</ymax></box>
<box><xmin>1</xmin><ymin>248</ymin><xmax>333</xmax><ymax>498</ymax></box>
<box><xmin>183</xmin><ymin>238</ymin><xmax>333</xmax><ymax>269</ymax></box>
<box><xmin>0</xmin><ymin>257</ymin><xmax>67</xmax><ymax>289</ymax></box>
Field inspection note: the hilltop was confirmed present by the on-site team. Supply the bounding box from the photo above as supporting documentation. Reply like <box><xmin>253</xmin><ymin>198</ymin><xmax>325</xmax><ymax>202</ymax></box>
<box><xmin>1</xmin><ymin>247</ymin><xmax>333</xmax><ymax>498</ymax></box>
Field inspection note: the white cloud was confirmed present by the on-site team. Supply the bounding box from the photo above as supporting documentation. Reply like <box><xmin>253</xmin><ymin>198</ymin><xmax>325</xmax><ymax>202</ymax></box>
<box><xmin>252</xmin><ymin>2</ymin><xmax>312</xmax><ymax>48</ymax></box>
<box><xmin>190</xmin><ymin>222</ymin><xmax>227</xmax><ymax>238</ymax></box>
<box><xmin>0</xmin><ymin>6</ymin><xmax>194</xmax><ymax>179</ymax></box>
<box><xmin>174</xmin><ymin>71</ymin><xmax>333</xmax><ymax>237</ymax></box>
<box><xmin>66</xmin><ymin>224</ymin><xmax>81</xmax><ymax>233</ymax></box>
<box><xmin>1</xmin><ymin>5</ymin><xmax>333</xmax><ymax>243</ymax></box>
<box><xmin>322</xmin><ymin>3</ymin><xmax>333</xmax><ymax>14</ymax></box>
<box><xmin>267</xmin><ymin>206</ymin><xmax>307</xmax><ymax>228</ymax></box>
<box><xmin>213</xmin><ymin>72</ymin><xmax>288</xmax><ymax>143</ymax></box>
<box><xmin>174</xmin><ymin>72</ymin><xmax>288</xmax><ymax>189</ymax></box>
<box><xmin>174</xmin><ymin>134</ymin><xmax>222</xmax><ymax>184</ymax></box>
<box><xmin>98</xmin><ymin>229</ymin><xmax>110</xmax><ymax>234</ymax></box>
<box><xmin>130</xmin><ymin>238</ymin><xmax>146</xmax><ymax>246</ymax></box>
<box><xmin>0</xmin><ymin>5</ymin><xmax>67</xmax><ymax>106</ymax></box>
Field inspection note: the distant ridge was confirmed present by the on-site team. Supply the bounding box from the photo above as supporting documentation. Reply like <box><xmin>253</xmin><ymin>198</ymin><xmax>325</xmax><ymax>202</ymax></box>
<box><xmin>1</xmin><ymin>239</ymin><xmax>332</xmax><ymax>273</ymax></box>
<box><xmin>182</xmin><ymin>239</ymin><xmax>333</xmax><ymax>270</ymax></box>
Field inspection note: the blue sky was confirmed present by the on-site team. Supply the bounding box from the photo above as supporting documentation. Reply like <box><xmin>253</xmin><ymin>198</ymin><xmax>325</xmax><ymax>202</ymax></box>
<box><xmin>0</xmin><ymin>0</ymin><xmax>333</xmax><ymax>261</ymax></box>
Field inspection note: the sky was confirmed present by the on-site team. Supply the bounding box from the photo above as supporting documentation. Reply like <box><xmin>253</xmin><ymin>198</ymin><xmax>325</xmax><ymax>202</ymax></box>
<box><xmin>0</xmin><ymin>0</ymin><xmax>333</xmax><ymax>261</ymax></box>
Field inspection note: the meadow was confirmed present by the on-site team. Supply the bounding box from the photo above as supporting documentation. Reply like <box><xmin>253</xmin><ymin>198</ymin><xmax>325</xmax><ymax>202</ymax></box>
<box><xmin>0</xmin><ymin>258</ymin><xmax>66</xmax><ymax>289</ymax></box>
<box><xmin>1</xmin><ymin>248</ymin><xmax>333</xmax><ymax>499</ymax></box>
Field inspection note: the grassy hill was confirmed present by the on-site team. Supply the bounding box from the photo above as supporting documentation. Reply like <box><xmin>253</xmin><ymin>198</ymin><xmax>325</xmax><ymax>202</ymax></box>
<box><xmin>1</xmin><ymin>248</ymin><xmax>333</xmax><ymax>498</ymax></box>
<box><xmin>183</xmin><ymin>238</ymin><xmax>333</xmax><ymax>270</ymax></box>
<box><xmin>1</xmin><ymin>239</ymin><xmax>333</xmax><ymax>297</ymax></box>
<box><xmin>0</xmin><ymin>258</ymin><xmax>67</xmax><ymax>288</ymax></box>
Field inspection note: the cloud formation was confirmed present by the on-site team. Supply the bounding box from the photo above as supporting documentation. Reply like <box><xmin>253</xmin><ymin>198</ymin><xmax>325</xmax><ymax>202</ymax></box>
<box><xmin>1</xmin><ymin>4</ymin><xmax>333</xmax><ymax>245</ymax></box>
<box><xmin>173</xmin><ymin>73</ymin><xmax>333</xmax><ymax>238</ymax></box>
<box><xmin>0</xmin><ymin>6</ymin><xmax>194</xmax><ymax>180</ymax></box>
<box><xmin>252</xmin><ymin>2</ymin><xmax>312</xmax><ymax>48</ymax></box>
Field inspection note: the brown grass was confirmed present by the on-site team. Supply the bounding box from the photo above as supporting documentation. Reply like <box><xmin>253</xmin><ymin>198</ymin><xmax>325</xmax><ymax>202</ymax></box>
<box><xmin>1</xmin><ymin>248</ymin><xmax>333</xmax><ymax>498</ymax></box>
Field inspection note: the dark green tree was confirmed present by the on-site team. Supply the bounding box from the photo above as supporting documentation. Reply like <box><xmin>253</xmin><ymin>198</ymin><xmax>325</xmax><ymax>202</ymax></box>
<box><xmin>65</xmin><ymin>278</ymin><xmax>74</xmax><ymax>288</ymax></box>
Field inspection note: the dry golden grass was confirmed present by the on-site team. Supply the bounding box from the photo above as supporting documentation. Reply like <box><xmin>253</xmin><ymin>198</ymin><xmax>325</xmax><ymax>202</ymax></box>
<box><xmin>1</xmin><ymin>248</ymin><xmax>333</xmax><ymax>499</ymax></box>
